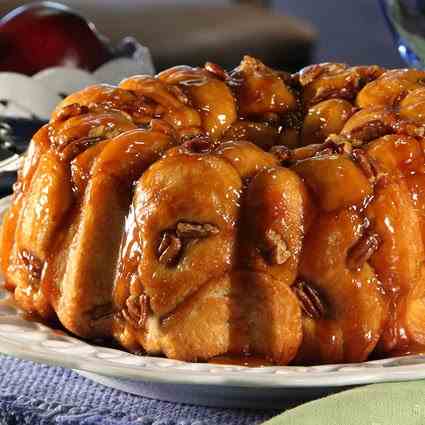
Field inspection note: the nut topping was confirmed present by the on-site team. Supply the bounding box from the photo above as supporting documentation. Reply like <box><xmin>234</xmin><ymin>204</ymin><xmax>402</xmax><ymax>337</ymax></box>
<box><xmin>168</xmin><ymin>85</ymin><xmax>190</xmax><ymax>105</ymax></box>
<box><xmin>323</xmin><ymin>134</ymin><xmax>362</xmax><ymax>156</ymax></box>
<box><xmin>351</xmin><ymin>149</ymin><xmax>380</xmax><ymax>183</ymax></box>
<box><xmin>347</xmin><ymin>232</ymin><xmax>380</xmax><ymax>271</ymax></box>
<box><xmin>88</xmin><ymin>124</ymin><xmax>122</xmax><ymax>139</ymax></box>
<box><xmin>270</xmin><ymin>145</ymin><xmax>291</xmax><ymax>163</ymax></box>
<box><xmin>264</xmin><ymin>229</ymin><xmax>291</xmax><ymax>265</ymax></box>
<box><xmin>176</xmin><ymin>222</ymin><xmax>219</xmax><ymax>239</ymax></box>
<box><xmin>205</xmin><ymin>62</ymin><xmax>228</xmax><ymax>80</ymax></box>
<box><xmin>181</xmin><ymin>135</ymin><xmax>211</xmax><ymax>153</ymax></box>
<box><xmin>297</xmin><ymin>63</ymin><xmax>348</xmax><ymax>86</ymax></box>
<box><xmin>291</xmin><ymin>144</ymin><xmax>321</xmax><ymax>161</ymax></box>
<box><xmin>290</xmin><ymin>143</ymin><xmax>331</xmax><ymax>161</ymax></box>
<box><xmin>59</xmin><ymin>136</ymin><xmax>102</xmax><ymax>161</ymax></box>
<box><xmin>158</xmin><ymin>223</ymin><xmax>218</xmax><ymax>265</ymax></box>
<box><xmin>158</xmin><ymin>231</ymin><xmax>182</xmax><ymax>265</ymax></box>
<box><xmin>55</xmin><ymin>103</ymin><xmax>89</xmax><ymax>122</ymax></box>
<box><xmin>122</xmin><ymin>294</ymin><xmax>149</xmax><ymax>329</ymax></box>
<box><xmin>293</xmin><ymin>281</ymin><xmax>326</xmax><ymax>319</ymax></box>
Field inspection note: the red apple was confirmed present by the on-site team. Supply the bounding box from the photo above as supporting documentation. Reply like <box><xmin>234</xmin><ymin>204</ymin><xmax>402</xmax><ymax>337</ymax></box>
<box><xmin>0</xmin><ymin>2</ymin><xmax>113</xmax><ymax>75</ymax></box>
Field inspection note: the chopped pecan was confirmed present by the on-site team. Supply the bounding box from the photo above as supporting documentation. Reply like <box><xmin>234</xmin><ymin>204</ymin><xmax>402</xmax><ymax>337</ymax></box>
<box><xmin>158</xmin><ymin>231</ymin><xmax>182</xmax><ymax>265</ymax></box>
<box><xmin>176</xmin><ymin>222</ymin><xmax>219</xmax><ymax>239</ymax></box>
<box><xmin>205</xmin><ymin>62</ymin><xmax>228</xmax><ymax>80</ymax></box>
<box><xmin>293</xmin><ymin>281</ymin><xmax>326</xmax><ymax>319</ymax></box>
<box><xmin>150</xmin><ymin>118</ymin><xmax>176</xmax><ymax>136</ymax></box>
<box><xmin>270</xmin><ymin>145</ymin><xmax>292</xmax><ymax>163</ymax></box>
<box><xmin>323</xmin><ymin>134</ymin><xmax>362</xmax><ymax>156</ymax></box>
<box><xmin>297</xmin><ymin>63</ymin><xmax>348</xmax><ymax>86</ymax></box>
<box><xmin>264</xmin><ymin>229</ymin><xmax>291</xmax><ymax>265</ymax></box>
<box><xmin>226</xmin><ymin>71</ymin><xmax>244</xmax><ymax>88</ymax></box>
<box><xmin>168</xmin><ymin>85</ymin><xmax>190</xmax><ymax>105</ymax></box>
<box><xmin>291</xmin><ymin>143</ymin><xmax>331</xmax><ymax>161</ymax></box>
<box><xmin>88</xmin><ymin>124</ymin><xmax>121</xmax><ymax>139</ymax></box>
<box><xmin>122</xmin><ymin>294</ymin><xmax>149</xmax><ymax>329</ymax></box>
<box><xmin>179</xmin><ymin>127</ymin><xmax>203</xmax><ymax>142</ymax></box>
<box><xmin>347</xmin><ymin>232</ymin><xmax>380</xmax><ymax>271</ymax></box>
<box><xmin>181</xmin><ymin>135</ymin><xmax>211</xmax><ymax>153</ymax></box>
<box><xmin>18</xmin><ymin>249</ymin><xmax>43</xmax><ymax>282</ymax></box>
<box><xmin>59</xmin><ymin>136</ymin><xmax>102</xmax><ymax>162</ymax></box>
<box><xmin>352</xmin><ymin>65</ymin><xmax>384</xmax><ymax>84</ymax></box>
<box><xmin>55</xmin><ymin>103</ymin><xmax>89</xmax><ymax>122</ymax></box>
<box><xmin>346</xmin><ymin>119</ymin><xmax>393</xmax><ymax>142</ymax></box>
<box><xmin>351</xmin><ymin>149</ymin><xmax>380</xmax><ymax>183</ymax></box>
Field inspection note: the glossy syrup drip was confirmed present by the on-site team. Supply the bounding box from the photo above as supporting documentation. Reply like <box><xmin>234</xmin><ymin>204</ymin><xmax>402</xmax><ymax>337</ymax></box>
<box><xmin>209</xmin><ymin>355</ymin><xmax>275</xmax><ymax>367</ymax></box>
<box><xmin>113</xmin><ymin>204</ymin><xmax>143</xmax><ymax>310</ymax></box>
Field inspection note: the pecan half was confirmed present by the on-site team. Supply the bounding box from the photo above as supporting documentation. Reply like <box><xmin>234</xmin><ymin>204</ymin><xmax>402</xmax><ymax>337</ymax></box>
<box><xmin>312</xmin><ymin>72</ymin><xmax>361</xmax><ymax>104</ymax></box>
<box><xmin>55</xmin><ymin>103</ymin><xmax>89</xmax><ymax>122</ymax></box>
<box><xmin>293</xmin><ymin>281</ymin><xmax>326</xmax><ymax>319</ymax></box>
<box><xmin>347</xmin><ymin>232</ymin><xmax>380</xmax><ymax>271</ymax></box>
<box><xmin>168</xmin><ymin>85</ymin><xmax>190</xmax><ymax>105</ymax></box>
<box><xmin>122</xmin><ymin>294</ymin><xmax>149</xmax><ymax>329</ymax></box>
<box><xmin>346</xmin><ymin>119</ymin><xmax>393</xmax><ymax>142</ymax></box>
<box><xmin>176</xmin><ymin>222</ymin><xmax>219</xmax><ymax>239</ymax></box>
<box><xmin>88</xmin><ymin>124</ymin><xmax>122</xmax><ymax>139</ymax></box>
<box><xmin>59</xmin><ymin>136</ymin><xmax>102</xmax><ymax>161</ymax></box>
<box><xmin>297</xmin><ymin>63</ymin><xmax>348</xmax><ymax>86</ymax></box>
<box><xmin>291</xmin><ymin>143</ymin><xmax>332</xmax><ymax>161</ymax></box>
<box><xmin>351</xmin><ymin>149</ymin><xmax>380</xmax><ymax>183</ymax></box>
<box><xmin>181</xmin><ymin>135</ymin><xmax>211</xmax><ymax>153</ymax></box>
<box><xmin>150</xmin><ymin>118</ymin><xmax>176</xmax><ymax>136</ymax></box>
<box><xmin>264</xmin><ymin>229</ymin><xmax>291</xmax><ymax>265</ymax></box>
<box><xmin>205</xmin><ymin>62</ymin><xmax>228</xmax><ymax>80</ymax></box>
<box><xmin>158</xmin><ymin>231</ymin><xmax>182</xmax><ymax>265</ymax></box>
<box><xmin>323</xmin><ymin>134</ymin><xmax>362</xmax><ymax>156</ymax></box>
<box><xmin>292</xmin><ymin>144</ymin><xmax>322</xmax><ymax>161</ymax></box>
<box><xmin>270</xmin><ymin>145</ymin><xmax>292</xmax><ymax>163</ymax></box>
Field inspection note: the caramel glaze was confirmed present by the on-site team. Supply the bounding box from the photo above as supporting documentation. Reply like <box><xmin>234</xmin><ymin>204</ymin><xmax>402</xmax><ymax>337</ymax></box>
<box><xmin>5</xmin><ymin>57</ymin><xmax>425</xmax><ymax>365</ymax></box>
<box><xmin>209</xmin><ymin>355</ymin><xmax>275</xmax><ymax>367</ymax></box>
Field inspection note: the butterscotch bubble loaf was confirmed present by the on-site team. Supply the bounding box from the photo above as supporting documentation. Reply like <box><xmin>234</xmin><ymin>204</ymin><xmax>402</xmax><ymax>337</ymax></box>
<box><xmin>3</xmin><ymin>56</ymin><xmax>425</xmax><ymax>365</ymax></box>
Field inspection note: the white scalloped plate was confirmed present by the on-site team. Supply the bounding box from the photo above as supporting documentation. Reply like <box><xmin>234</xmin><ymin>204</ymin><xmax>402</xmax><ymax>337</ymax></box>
<box><xmin>1</xmin><ymin>195</ymin><xmax>425</xmax><ymax>408</ymax></box>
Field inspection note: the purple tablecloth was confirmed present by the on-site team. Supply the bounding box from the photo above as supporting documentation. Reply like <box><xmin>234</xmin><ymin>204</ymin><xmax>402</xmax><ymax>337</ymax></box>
<box><xmin>0</xmin><ymin>354</ymin><xmax>278</xmax><ymax>425</ymax></box>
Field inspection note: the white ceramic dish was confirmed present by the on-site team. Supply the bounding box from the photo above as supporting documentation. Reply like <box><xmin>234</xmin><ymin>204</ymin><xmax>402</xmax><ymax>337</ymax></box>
<box><xmin>1</xmin><ymin>195</ymin><xmax>425</xmax><ymax>408</ymax></box>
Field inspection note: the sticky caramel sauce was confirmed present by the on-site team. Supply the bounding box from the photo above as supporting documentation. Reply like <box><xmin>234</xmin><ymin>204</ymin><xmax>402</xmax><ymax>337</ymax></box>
<box><xmin>209</xmin><ymin>355</ymin><xmax>275</xmax><ymax>367</ymax></box>
<box><xmin>1</xmin><ymin>193</ymin><xmax>23</xmax><ymax>286</ymax></box>
<box><xmin>389</xmin><ymin>344</ymin><xmax>425</xmax><ymax>357</ymax></box>
<box><xmin>113</xmin><ymin>204</ymin><xmax>142</xmax><ymax>310</ymax></box>
<box><xmin>1</xmin><ymin>127</ymin><xmax>51</xmax><ymax>292</ymax></box>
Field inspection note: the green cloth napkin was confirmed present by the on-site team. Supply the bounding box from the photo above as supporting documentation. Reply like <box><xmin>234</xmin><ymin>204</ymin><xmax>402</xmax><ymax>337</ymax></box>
<box><xmin>263</xmin><ymin>381</ymin><xmax>425</xmax><ymax>425</ymax></box>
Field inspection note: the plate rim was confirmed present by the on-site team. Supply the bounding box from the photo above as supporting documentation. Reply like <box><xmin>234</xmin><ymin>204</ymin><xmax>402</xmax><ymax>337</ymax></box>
<box><xmin>2</xmin><ymin>195</ymin><xmax>425</xmax><ymax>389</ymax></box>
<box><xmin>2</xmin><ymin>327</ymin><xmax>425</xmax><ymax>388</ymax></box>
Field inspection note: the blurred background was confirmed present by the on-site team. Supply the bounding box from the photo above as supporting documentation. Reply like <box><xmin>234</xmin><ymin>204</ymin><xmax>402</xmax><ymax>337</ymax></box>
<box><xmin>0</xmin><ymin>0</ymin><xmax>421</xmax><ymax>193</ymax></box>
<box><xmin>0</xmin><ymin>0</ymin><xmax>405</xmax><ymax>71</ymax></box>
<box><xmin>0</xmin><ymin>0</ymin><xmax>409</xmax><ymax>195</ymax></box>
